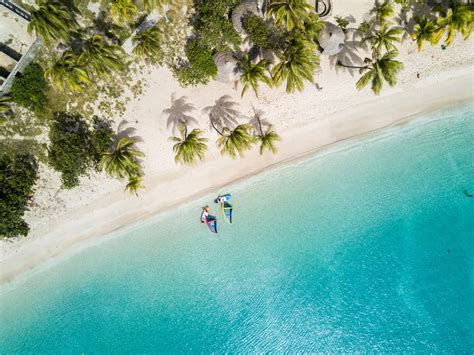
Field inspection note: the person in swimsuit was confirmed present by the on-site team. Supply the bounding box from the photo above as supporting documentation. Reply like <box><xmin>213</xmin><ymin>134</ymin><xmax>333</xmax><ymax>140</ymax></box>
<box><xmin>464</xmin><ymin>190</ymin><xmax>473</xmax><ymax>198</ymax></box>
<box><xmin>201</xmin><ymin>206</ymin><xmax>210</xmax><ymax>223</ymax></box>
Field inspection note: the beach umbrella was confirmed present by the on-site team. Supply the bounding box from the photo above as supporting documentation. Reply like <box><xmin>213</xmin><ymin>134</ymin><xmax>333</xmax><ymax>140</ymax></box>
<box><xmin>213</xmin><ymin>53</ymin><xmax>240</xmax><ymax>84</ymax></box>
<box><xmin>318</xmin><ymin>21</ymin><xmax>345</xmax><ymax>56</ymax></box>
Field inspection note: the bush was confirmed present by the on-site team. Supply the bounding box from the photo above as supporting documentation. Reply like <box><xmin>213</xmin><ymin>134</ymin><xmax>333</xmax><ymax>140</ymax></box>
<box><xmin>47</xmin><ymin>112</ymin><xmax>113</xmax><ymax>188</ymax></box>
<box><xmin>194</xmin><ymin>0</ymin><xmax>242</xmax><ymax>52</ymax></box>
<box><xmin>0</xmin><ymin>153</ymin><xmax>38</xmax><ymax>238</ymax></box>
<box><xmin>90</xmin><ymin>116</ymin><xmax>114</xmax><ymax>169</ymax></box>
<box><xmin>174</xmin><ymin>40</ymin><xmax>218</xmax><ymax>86</ymax></box>
<box><xmin>10</xmin><ymin>63</ymin><xmax>49</xmax><ymax>115</ymax></box>
<box><xmin>242</xmin><ymin>14</ymin><xmax>274</xmax><ymax>49</ymax></box>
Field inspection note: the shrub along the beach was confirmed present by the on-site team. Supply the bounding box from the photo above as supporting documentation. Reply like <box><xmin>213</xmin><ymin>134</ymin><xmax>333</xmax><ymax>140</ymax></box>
<box><xmin>47</xmin><ymin>112</ymin><xmax>114</xmax><ymax>188</ymax></box>
<box><xmin>174</xmin><ymin>40</ymin><xmax>218</xmax><ymax>86</ymax></box>
<box><xmin>0</xmin><ymin>153</ymin><xmax>38</xmax><ymax>238</ymax></box>
<box><xmin>193</xmin><ymin>0</ymin><xmax>242</xmax><ymax>52</ymax></box>
<box><xmin>242</xmin><ymin>13</ymin><xmax>280</xmax><ymax>50</ymax></box>
<box><xmin>11</xmin><ymin>63</ymin><xmax>49</xmax><ymax>116</ymax></box>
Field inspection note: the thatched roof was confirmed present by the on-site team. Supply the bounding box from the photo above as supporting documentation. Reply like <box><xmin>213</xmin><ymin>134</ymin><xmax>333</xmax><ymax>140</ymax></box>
<box><xmin>213</xmin><ymin>53</ymin><xmax>240</xmax><ymax>83</ymax></box>
<box><xmin>318</xmin><ymin>22</ymin><xmax>345</xmax><ymax>56</ymax></box>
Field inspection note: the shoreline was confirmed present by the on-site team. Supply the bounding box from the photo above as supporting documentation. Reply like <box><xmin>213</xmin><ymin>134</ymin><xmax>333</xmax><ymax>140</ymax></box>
<box><xmin>1</xmin><ymin>67</ymin><xmax>473</xmax><ymax>287</ymax></box>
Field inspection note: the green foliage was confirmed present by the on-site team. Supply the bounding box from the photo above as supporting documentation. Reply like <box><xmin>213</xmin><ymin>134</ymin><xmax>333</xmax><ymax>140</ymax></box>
<box><xmin>90</xmin><ymin>117</ymin><xmax>114</xmax><ymax>169</ymax></box>
<box><xmin>0</xmin><ymin>153</ymin><xmax>38</xmax><ymax>238</ymax></box>
<box><xmin>11</xmin><ymin>63</ymin><xmax>49</xmax><ymax>115</ymax></box>
<box><xmin>44</xmin><ymin>51</ymin><xmax>91</xmax><ymax>92</ymax></box>
<box><xmin>79</xmin><ymin>35</ymin><xmax>125</xmax><ymax>78</ymax></box>
<box><xmin>237</xmin><ymin>54</ymin><xmax>272</xmax><ymax>97</ymax></box>
<box><xmin>47</xmin><ymin>112</ymin><xmax>113</xmax><ymax>188</ymax></box>
<box><xmin>193</xmin><ymin>0</ymin><xmax>242</xmax><ymax>52</ymax></box>
<box><xmin>125</xmin><ymin>173</ymin><xmax>144</xmax><ymax>196</ymax></box>
<box><xmin>335</xmin><ymin>16</ymin><xmax>350</xmax><ymax>31</ymax></box>
<box><xmin>99</xmin><ymin>136</ymin><xmax>144</xmax><ymax>180</ymax></box>
<box><xmin>109</xmin><ymin>0</ymin><xmax>138</xmax><ymax>24</ymax></box>
<box><xmin>272</xmin><ymin>36</ymin><xmax>320</xmax><ymax>93</ymax></box>
<box><xmin>267</xmin><ymin>0</ymin><xmax>312</xmax><ymax>32</ymax></box>
<box><xmin>170</xmin><ymin>127</ymin><xmax>208</xmax><ymax>165</ymax></box>
<box><xmin>132</xmin><ymin>26</ymin><xmax>163</xmax><ymax>63</ymax></box>
<box><xmin>47</xmin><ymin>112</ymin><xmax>92</xmax><ymax>188</ymax></box>
<box><xmin>412</xmin><ymin>16</ymin><xmax>437</xmax><ymax>51</ymax></box>
<box><xmin>27</xmin><ymin>0</ymin><xmax>73</xmax><ymax>45</ymax></box>
<box><xmin>174</xmin><ymin>40</ymin><xmax>218</xmax><ymax>86</ymax></box>
<box><xmin>216</xmin><ymin>124</ymin><xmax>256</xmax><ymax>159</ymax></box>
<box><xmin>363</xmin><ymin>24</ymin><xmax>403</xmax><ymax>56</ymax></box>
<box><xmin>374</xmin><ymin>0</ymin><xmax>395</xmax><ymax>25</ymax></box>
<box><xmin>0</xmin><ymin>96</ymin><xmax>10</xmax><ymax>112</ymax></box>
<box><xmin>242</xmin><ymin>13</ymin><xmax>279</xmax><ymax>50</ymax></box>
<box><xmin>356</xmin><ymin>50</ymin><xmax>404</xmax><ymax>95</ymax></box>
<box><xmin>432</xmin><ymin>2</ymin><xmax>473</xmax><ymax>46</ymax></box>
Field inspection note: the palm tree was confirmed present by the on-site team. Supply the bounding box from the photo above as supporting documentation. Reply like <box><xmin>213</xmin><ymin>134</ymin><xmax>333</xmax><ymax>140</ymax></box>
<box><xmin>432</xmin><ymin>2</ymin><xmax>473</xmax><ymax>46</ymax></box>
<box><xmin>203</xmin><ymin>95</ymin><xmax>240</xmax><ymax>132</ymax></box>
<box><xmin>170</xmin><ymin>126</ymin><xmax>208</xmax><ymax>165</ymax></box>
<box><xmin>303</xmin><ymin>12</ymin><xmax>326</xmax><ymax>42</ymax></box>
<box><xmin>79</xmin><ymin>35</ymin><xmax>125</xmax><ymax>77</ymax></box>
<box><xmin>272</xmin><ymin>37</ymin><xmax>319</xmax><ymax>93</ymax></box>
<box><xmin>216</xmin><ymin>124</ymin><xmax>256</xmax><ymax>159</ymax></box>
<box><xmin>412</xmin><ymin>16</ymin><xmax>437</xmax><ymax>51</ymax></box>
<box><xmin>125</xmin><ymin>174</ymin><xmax>144</xmax><ymax>196</ymax></box>
<box><xmin>44</xmin><ymin>52</ymin><xmax>91</xmax><ymax>92</ymax></box>
<box><xmin>337</xmin><ymin>50</ymin><xmax>404</xmax><ymax>95</ymax></box>
<box><xmin>267</xmin><ymin>0</ymin><xmax>312</xmax><ymax>32</ymax></box>
<box><xmin>236</xmin><ymin>54</ymin><xmax>272</xmax><ymax>98</ymax></box>
<box><xmin>373</xmin><ymin>0</ymin><xmax>395</xmax><ymax>25</ymax></box>
<box><xmin>132</xmin><ymin>26</ymin><xmax>162</xmax><ymax>60</ymax></box>
<box><xmin>28</xmin><ymin>0</ymin><xmax>73</xmax><ymax>45</ymax></box>
<box><xmin>251</xmin><ymin>110</ymin><xmax>281</xmax><ymax>155</ymax></box>
<box><xmin>363</xmin><ymin>24</ymin><xmax>403</xmax><ymax>56</ymax></box>
<box><xmin>109</xmin><ymin>0</ymin><xmax>138</xmax><ymax>24</ymax></box>
<box><xmin>99</xmin><ymin>136</ymin><xmax>144</xmax><ymax>180</ymax></box>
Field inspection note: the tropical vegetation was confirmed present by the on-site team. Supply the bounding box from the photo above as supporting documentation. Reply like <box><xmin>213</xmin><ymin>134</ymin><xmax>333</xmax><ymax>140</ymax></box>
<box><xmin>27</xmin><ymin>0</ymin><xmax>73</xmax><ymax>45</ymax></box>
<box><xmin>170</xmin><ymin>127</ymin><xmax>208</xmax><ymax>165</ymax></box>
<box><xmin>99</xmin><ymin>136</ymin><xmax>144</xmax><ymax>183</ymax></box>
<box><xmin>10</xmin><ymin>63</ymin><xmax>49</xmax><ymax>116</ymax></box>
<box><xmin>0</xmin><ymin>154</ymin><xmax>38</xmax><ymax>238</ymax></box>
<box><xmin>3</xmin><ymin>0</ymin><xmax>472</xmax><ymax>238</ymax></box>
<box><xmin>237</xmin><ymin>54</ymin><xmax>272</xmax><ymax>98</ymax></box>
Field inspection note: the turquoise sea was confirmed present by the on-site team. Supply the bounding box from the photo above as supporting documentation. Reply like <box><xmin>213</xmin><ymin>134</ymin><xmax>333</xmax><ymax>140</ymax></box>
<box><xmin>1</xmin><ymin>103</ymin><xmax>473</xmax><ymax>353</ymax></box>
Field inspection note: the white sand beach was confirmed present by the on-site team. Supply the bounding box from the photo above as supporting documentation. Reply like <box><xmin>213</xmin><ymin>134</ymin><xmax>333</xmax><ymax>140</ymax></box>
<box><xmin>1</xmin><ymin>0</ymin><xmax>473</xmax><ymax>285</ymax></box>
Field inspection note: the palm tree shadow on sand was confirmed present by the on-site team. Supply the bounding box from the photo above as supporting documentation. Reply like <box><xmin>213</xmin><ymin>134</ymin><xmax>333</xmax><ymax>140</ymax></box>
<box><xmin>202</xmin><ymin>95</ymin><xmax>240</xmax><ymax>131</ymax></box>
<box><xmin>162</xmin><ymin>93</ymin><xmax>198</xmax><ymax>134</ymax></box>
<box><xmin>115</xmin><ymin>119</ymin><xmax>143</xmax><ymax>144</ymax></box>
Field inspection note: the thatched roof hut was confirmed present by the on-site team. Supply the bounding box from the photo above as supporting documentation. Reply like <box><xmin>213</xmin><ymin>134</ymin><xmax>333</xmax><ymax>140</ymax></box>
<box><xmin>318</xmin><ymin>22</ymin><xmax>345</xmax><ymax>56</ymax></box>
<box><xmin>213</xmin><ymin>53</ymin><xmax>240</xmax><ymax>83</ymax></box>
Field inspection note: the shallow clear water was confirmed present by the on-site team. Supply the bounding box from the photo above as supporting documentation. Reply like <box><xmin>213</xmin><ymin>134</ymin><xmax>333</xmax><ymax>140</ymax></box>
<box><xmin>1</xmin><ymin>103</ymin><xmax>473</xmax><ymax>353</ymax></box>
